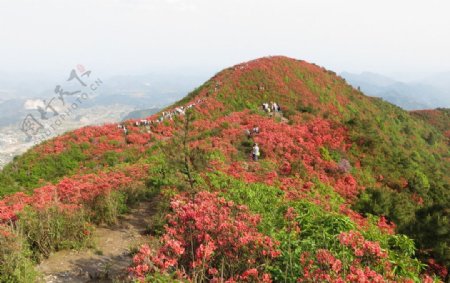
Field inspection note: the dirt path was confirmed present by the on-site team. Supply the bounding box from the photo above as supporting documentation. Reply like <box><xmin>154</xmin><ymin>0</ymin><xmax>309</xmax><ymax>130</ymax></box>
<box><xmin>37</xmin><ymin>200</ymin><xmax>157</xmax><ymax>283</ymax></box>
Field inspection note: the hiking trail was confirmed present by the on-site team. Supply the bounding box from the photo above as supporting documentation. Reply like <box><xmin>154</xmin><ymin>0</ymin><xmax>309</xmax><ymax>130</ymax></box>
<box><xmin>37</xmin><ymin>200</ymin><xmax>156</xmax><ymax>283</ymax></box>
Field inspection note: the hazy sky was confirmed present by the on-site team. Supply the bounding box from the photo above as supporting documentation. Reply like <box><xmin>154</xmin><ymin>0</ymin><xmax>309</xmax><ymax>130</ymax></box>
<box><xmin>1</xmin><ymin>0</ymin><xmax>449</xmax><ymax>79</ymax></box>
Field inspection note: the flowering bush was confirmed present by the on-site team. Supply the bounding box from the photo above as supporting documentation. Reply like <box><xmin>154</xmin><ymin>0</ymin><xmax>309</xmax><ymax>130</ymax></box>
<box><xmin>426</xmin><ymin>258</ymin><xmax>448</xmax><ymax>279</ymax></box>
<box><xmin>186</xmin><ymin>110</ymin><xmax>363</xmax><ymax>202</ymax></box>
<box><xmin>129</xmin><ymin>191</ymin><xmax>279</xmax><ymax>282</ymax></box>
<box><xmin>298</xmin><ymin>250</ymin><xmax>389</xmax><ymax>283</ymax></box>
<box><xmin>377</xmin><ymin>216</ymin><xmax>396</xmax><ymax>235</ymax></box>
<box><xmin>338</xmin><ymin>230</ymin><xmax>388</xmax><ymax>262</ymax></box>
<box><xmin>0</xmin><ymin>164</ymin><xmax>148</xmax><ymax>223</ymax></box>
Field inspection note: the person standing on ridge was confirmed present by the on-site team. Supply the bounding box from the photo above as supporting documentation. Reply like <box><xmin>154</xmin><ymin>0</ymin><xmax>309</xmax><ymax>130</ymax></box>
<box><xmin>272</xmin><ymin>102</ymin><xmax>279</xmax><ymax>112</ymax></box>
<box><xmin>252</xmin><ymin>143</ymin><xmax>260</xmax><ymax>161</ymax></box>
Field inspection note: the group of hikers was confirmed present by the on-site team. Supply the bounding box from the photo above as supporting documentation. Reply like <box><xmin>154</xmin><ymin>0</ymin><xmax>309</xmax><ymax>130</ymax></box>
<box><xmin>244</xmin><ymin>126</ymin><xmax>259</xmax><ymax>137</ymax></box>
<box><xmin>117</xmin><ymin>98</ymin><xmax>206</xmax><ymax>135</ymax></box>
<box><xmin>118</xmin><ymin>97</ymin><xmax>278</xmax><ymax>162</ymax></box>
<box><xmin>249</xmin><ymin>102</ymin><xmax>283</xmax><ymax>160</ymax></box>
<box><xmin>245</xmin><ymin>102</ymin><xmax>285</xmax><ymax>161</ymax></box>
<box><xmin>262</xmin><ymin>101</ymin><xmax>281</xmax><ymax>113</ymax></box>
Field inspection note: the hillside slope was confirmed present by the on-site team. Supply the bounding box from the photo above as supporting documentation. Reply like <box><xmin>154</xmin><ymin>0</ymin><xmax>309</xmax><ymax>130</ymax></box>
<box><xmin>1</xmin><ymin>56</ymin><xmax>449</xmax><ymax>282</ymax></box>
<box><xmin>411</xmin><ymin>108</ymin><xmax>450</xmax><ymax>142</ymax></box>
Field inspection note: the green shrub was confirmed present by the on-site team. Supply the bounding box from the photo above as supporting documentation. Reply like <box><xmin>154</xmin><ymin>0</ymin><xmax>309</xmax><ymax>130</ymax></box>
<box><xmin>0</xmin><ymin>228</ymin><xmax>39</xmax><ymax>283</ymax></box>
<box><xmin>102</xmin><ymin>151</ymin><xmax>120</xmax><ymax>166</ymax></box>
<box><xmin>17</xmin><ymin>206</ymin><xmax>92</xmax><ymax>260</ymax></box>
<box><xmin>90</xmin><ymin>191</ymin><xmax>128</xmax><ymax>225</ymax></box>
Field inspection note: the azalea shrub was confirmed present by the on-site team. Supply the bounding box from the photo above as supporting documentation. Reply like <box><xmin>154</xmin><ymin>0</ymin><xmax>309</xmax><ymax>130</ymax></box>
<box><xmin>204</xmin><ymin>172</ymin><xmax>428</xmax><ymax>282</ymax></box>
<box><xmin>129</xmin><ymin>191</ymin><xmax>279</xmax><ymax>282</ymax></box>
<box><xmin>0</xmin><ymin>164</ymin><xmax>151</xmax><ymax>280</ymax></box>
<box><xmin>0</xmin><ymin>165</ymin><xmax>148</xmax><ymax>224</ymax></box>
<box><xmin>188</xmin><ymin>109</ymin><xmax>365</xmax><ymax>204</ymax></box>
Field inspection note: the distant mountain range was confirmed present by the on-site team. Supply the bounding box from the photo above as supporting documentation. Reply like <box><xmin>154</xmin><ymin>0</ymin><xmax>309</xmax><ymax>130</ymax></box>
<box><xmin>0</xmin><ymin>72</ymin><xmax>206</xmax><ymax>128</ymax></box>
<box><xmin>341</xmin><ymin>72</ymin><xmax>450</xmax><ymax>110</ymax></box>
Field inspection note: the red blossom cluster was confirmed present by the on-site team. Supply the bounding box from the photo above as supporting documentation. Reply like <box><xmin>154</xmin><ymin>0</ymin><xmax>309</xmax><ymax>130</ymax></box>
<box><xmin>284</xmin><ymin>206</ymin><xmax>301</xmax><ymax>236</ymax></box>
<box><xmin>35</xmin><ymin>115</ymin><xmax>181</xmax><ymax>166</ymax></box>
<box><xmin>0</xmin><ymin>226</ymin><xmax>11</xmax><ymax>238</ymax></box>
<box><xmin>316</xmin><ymin>249</ymin><xmax>342</xmax><ymax>273</ymax></box>
<box><xmin>129</xmin><ymin>191</ymin><xmax>279</xmax><ymax>282</ymax></box>
<box><xmin>426</xmin><ymin>258</ymin><xmax>448</xmax><ymax>279</ymax></box>
<box><xmin>411</xmin><ymin>193</ymin><xmax>424</xmax><ymax>206</ymax></box>
<box><xmin>0</xmin><ymin>164</ymin><xmax>148</xmax><ymax>223</ymax></box>
<box><xmin>299</xmin><ymin>249</ymin><xmax>344</xmax><ymax>282</ymax></box>
<box><xmin>338</xmin><ymin>230</ymin><xmax>388</xmax><ymax>260</ymax></box>
<box><xmin>36</xmin><ymin>95</ymin><xmax>213</xmax><ymax>157</ymax></box>
<box><xmin>299</xmin><ymin>249</ymin><xmax>389</xmax><ymax>283</ymax></box>
<box><xmin>377</xmin><ymin>216</ymin><xmax>396</xmax><ymax>235</ymax></box>
<box><xmin>38</xmin><ymin>124</ymin><xmax>125</xmax><ymax>155</ymax></box>
<box><xmin>345</xmin><ymin>266</ymin><xmax>386</xmax><ymax>282</ymax></box>
<box><xmin>195</xmin><ymin>99</ymin><xmax>226</xmax><ymax>117</ymax></box>
<box><xmin>226</xmin><ymin>162</ymin><xmax>260</xmax><ymax>184</ymax></box>
<box><xmin>188</xmin><ymin>110</ymin><xmax>364</xmax><ymax>202</ymax></box>
<box><xmin>339</xmin><ymin>205</ymin><xmax>368</xmax><ymax>228</ymax></box>
<box><xmin>334</xmin><ymin>174</ymin><xmax>359</xmax><ymax>199</ymax></box>
<box><xmin>126</xmin><ymin>133</ymin><xmax>151</xmax><ymax>145</ymax></box>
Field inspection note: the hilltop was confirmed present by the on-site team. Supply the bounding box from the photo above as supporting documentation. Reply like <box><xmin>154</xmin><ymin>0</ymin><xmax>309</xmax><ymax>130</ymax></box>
<box><xmin>0</xmin><ymin>56</ymin><xmax>449</xmax><ymax>282</ymax></box>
